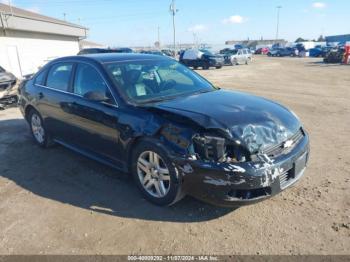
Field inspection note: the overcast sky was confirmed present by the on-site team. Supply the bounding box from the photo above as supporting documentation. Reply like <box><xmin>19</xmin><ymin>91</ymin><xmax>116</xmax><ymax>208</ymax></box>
<box><xmin>2</xmin><ymin>0</ymin><xmax>348</xmax><ymax>46</ymax></box>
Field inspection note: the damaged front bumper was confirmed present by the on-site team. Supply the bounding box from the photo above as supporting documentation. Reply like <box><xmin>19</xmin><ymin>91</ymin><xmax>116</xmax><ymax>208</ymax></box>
<box><xmin>174</xmin><ymin>133</ymin><xmax>310</xmax><ymax>207</ymax></box>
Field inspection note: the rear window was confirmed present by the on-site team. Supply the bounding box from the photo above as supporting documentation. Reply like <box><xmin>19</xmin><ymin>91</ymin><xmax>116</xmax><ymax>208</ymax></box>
<box><xmin>34</xmin><ymin>69</ymin><xmax>48</xmax><ymax>86</ymax></box>
<box><xmin>46</xmin><ymin>63</ymin><xmax>73</xmax><ymax>91</ymax></box>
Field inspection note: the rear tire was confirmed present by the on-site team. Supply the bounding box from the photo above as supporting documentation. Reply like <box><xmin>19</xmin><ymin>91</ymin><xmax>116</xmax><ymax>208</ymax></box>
<box><xmin>28</xmin><ymin>109</ymin><xmax>54</xmax><ymax>148</ymax></box>
<box><xmin>131</xmin><ymin>140</ymin><xmax>184</xmax><ymax>206</ymax></box>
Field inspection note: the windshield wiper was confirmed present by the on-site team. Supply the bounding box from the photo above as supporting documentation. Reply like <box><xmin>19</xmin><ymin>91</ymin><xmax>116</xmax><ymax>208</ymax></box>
<box><xmin>138</xmin><ymin>89</ymin><xmax>216</xmax><ymax>104</ymax></box>
<box><xmin>138</xmin><ymin>95</ymin><xmax>177</xmax><ymax>104</ymax></box>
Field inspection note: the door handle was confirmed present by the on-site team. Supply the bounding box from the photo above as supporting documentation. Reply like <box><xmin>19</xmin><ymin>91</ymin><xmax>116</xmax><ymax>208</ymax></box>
<box><xmin>38</xmin><ymin>92</ymin><xmax>44</xmax><ymax>99</ymax></box>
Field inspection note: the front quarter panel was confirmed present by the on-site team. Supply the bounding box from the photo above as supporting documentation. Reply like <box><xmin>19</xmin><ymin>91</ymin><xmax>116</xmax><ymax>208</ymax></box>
<box><xmin>121</xmin><ymin>107</ymin><xmax>196</xmax><ymax>165</ymax></box>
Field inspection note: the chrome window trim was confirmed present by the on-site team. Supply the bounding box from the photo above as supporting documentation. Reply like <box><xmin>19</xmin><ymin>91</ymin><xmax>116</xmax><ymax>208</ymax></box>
<box><xmin>34</xmin><ymin>60</ymin><xmax>119</xmax><ymax>108</ymax></box>
<box><xmin>35</xmin><ymin>84</ymin><xmax>82</xmax><ymax>97</ymax></box>
<box><xmin>102</xmin><ymin>58</ymin><xmax>164</xmax><ymax>64</ymax></box>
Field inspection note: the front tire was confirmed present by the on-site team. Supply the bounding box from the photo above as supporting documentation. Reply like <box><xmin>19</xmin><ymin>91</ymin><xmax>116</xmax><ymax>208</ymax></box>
<box><xmin>28</xmin><ymin>109</ymin><xmax>54</xmax><ymax>148</ymax></box>
<box><xmin>131</xmin><ymin>141</ymin><xmax>184</xmax><ymax>206</ymax></box>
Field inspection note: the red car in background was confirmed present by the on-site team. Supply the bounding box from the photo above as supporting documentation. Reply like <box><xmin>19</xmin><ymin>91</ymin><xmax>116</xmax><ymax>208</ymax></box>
<box><xmin>255</xmin><ymin>47</ymin><xmax>269</xmax><ymax>55</ymax></box>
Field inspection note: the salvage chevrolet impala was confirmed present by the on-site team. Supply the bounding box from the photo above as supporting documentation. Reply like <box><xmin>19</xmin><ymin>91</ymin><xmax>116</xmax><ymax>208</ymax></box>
<box><xmin>18</xmin><ymin>54</ymin><xmax>310</xmax><ymax>207</ymax></box>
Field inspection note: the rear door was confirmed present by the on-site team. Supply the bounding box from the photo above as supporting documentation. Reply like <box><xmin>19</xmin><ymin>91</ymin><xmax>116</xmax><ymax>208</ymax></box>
<box><xmin>34</xmin><ymin>62</ymin><xmax>76</xmax><ymax>142</ymax></box>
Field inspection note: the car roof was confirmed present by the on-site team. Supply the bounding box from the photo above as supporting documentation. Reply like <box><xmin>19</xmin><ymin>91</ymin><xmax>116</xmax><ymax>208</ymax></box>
<box><xmin>52</xmin><ymin>53</ymin><xmax>170</xmax><ymax>65</ymax></box>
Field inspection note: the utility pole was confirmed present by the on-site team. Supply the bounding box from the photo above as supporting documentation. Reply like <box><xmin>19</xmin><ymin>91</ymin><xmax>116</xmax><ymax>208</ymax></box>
<box><xmin>63</xmin><ymin>13</ymin><xmax>67</xmax><ymax>21</ymax></box>
<box><xmin>157</xmin><ymin>26</ymin><xmax>160</xmax><ymax>49</ymax></box>
<box><xmin>8</xmin><ymin>0</ymin><xmax>13</xmax><ymax>16</ymax></box>
<box><xmin>276</xmin><ymin>6</ymin><xmax>282</xmax><ymax>41</ymax></box>
<box><xmin>192</xmin><ymin>32</ymin><xmax>197</xmax><ymax>47</ymax></box>
<box><xmin>169</xmin><ymin>0</ymin><xmax>178</xmax><ymax>57</ymax></box>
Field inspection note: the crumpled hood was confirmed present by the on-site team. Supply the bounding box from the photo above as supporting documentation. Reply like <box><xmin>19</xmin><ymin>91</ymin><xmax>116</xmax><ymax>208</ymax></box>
<box><xmin>153</xmin><ymin>90</ymin><xmax>301</xmax><ymax>153</ymax></box>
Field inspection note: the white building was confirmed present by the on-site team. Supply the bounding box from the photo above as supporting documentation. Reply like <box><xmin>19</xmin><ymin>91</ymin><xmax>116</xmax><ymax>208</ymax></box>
<box><xmin>79</xmin><ymin>40</ymin><xmax>105</xmax><ymax>49</ymax></box>
<box><xmin>0</xmin><ymin>3</ymin><xmax>88</xmax><ymax>78</ymax></box>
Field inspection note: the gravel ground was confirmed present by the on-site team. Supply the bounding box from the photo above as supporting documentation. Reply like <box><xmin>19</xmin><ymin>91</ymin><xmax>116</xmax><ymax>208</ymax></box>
<box><xmin>0</xmin><ymin>56</ymin><xmax>349</xmax><ymax>255</ymax></box>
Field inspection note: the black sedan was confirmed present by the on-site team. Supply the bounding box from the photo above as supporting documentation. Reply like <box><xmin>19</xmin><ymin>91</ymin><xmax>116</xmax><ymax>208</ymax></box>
<box><xmin>268</xmin><ymin>47</ymin><xmax>298</xmax><ymax>57</ymax></box>
<box><xmin>180</xmin><ymin>49</ymin><xmax>224</xmax><ymax>69</ymax></box>
<box><xmin>18</xmin><ymin>53</ymin><xmax>309</xmax><ymax>207</ymax></box>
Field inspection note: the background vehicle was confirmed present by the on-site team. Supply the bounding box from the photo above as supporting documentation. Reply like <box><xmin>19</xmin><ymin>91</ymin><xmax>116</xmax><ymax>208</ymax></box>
<box><xmin>309</xmin><ymin>45</ymin><xmax>322</xmax><ymax>57</ymax></box>
<box><xmin>78</xmin><ymin>48</ymin><xmax>133</xmax><ymax>55</ymax></box>
<box><xmin>18</xmin><ymin>53</ymin><xmax>309</xmax><ymax>207</ymax></box>
<box><xmin>140</xmin><ymin>50</ymin><xmax>166</xmax><ymax>56</ymax></box>
<box><xmin>220</xmin><ymin>49</ymin><xmax>238</xmax><ymax>65</ymax></box>
<box><xmin>230</xmin><ymin>48</ymin><xmax>252</xmax><ymax>65</ymax></box>
<box><xmin>0</xmin><ymin>66</ymin><xmax>18</xmax><ymax>109</ymax></box>
<box><xmin>309</xmin><ymin>46</ymin><xmax>333</xmax><ymax>57</ymax></box>
<box><xmin>267</xmin><ymin>47</ymin><xmax>298</xmax><ymax>57</ymax></box>
<box><xmin>255</xmin><ymin>47</ymin><xmax>270</xmax><ymax>55</ymax></box>
<box><xmin>324</xmin><ymin>47</ymin><xmax>345</xmax><ymax>63</ymax></box>
<box><xmin>161</xmin><ymin>49</ymin><xmax>175</xmax><ymax>57</ymax></box>
<box><xmin>0</xmin><ymin>66</ymin><xmax>16</xmax><ymax>89</ymax></box>
<box><xmin>180</xmin><ymin>49</ymin><xmax>224</xmax><ymax>69</ymax></box>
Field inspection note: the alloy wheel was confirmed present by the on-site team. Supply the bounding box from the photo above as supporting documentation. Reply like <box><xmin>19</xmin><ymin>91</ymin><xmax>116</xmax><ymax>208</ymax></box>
<box><xmin>137</xmin><ymin>151</ymin><xmax>171</xmax><ymax>198</ymax></box>
<box><xmin>31</xmin><ymin>113</ymin><xmax>45</xmax><ymax>144</ymax></box>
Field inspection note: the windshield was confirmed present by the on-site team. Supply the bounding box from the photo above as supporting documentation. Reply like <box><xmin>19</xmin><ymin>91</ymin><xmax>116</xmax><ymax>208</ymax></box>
<box><xmin>105</xmin><ymin>59</ymin><xmax>215</xmax><ymax>104</ymax></box>
<box><xmin>0</xmin><ymin>66</ymin><xmax>5</xmax><ymax>73</ymax></box>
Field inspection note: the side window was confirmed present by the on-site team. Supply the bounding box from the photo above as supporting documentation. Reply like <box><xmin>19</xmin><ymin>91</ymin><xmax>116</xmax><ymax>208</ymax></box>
<box><xmin>34</xmin><ymin>69</ymin><xmax>48</xmax><ymax>86</ymax></box>
<box><xmin>74</xmin><ymin>63</ymin><xmax>114</xmax><ymax>104</ymax></box>
<box><xmin>46</xmin><ymin>63</ymin><xmax>73</xmax><ymax>91</ymax></box>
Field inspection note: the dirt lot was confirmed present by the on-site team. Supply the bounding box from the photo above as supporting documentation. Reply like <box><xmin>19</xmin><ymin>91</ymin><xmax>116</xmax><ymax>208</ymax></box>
<box><xmin>0</xmin><ymin>56</ymin><xmax>349</xmax><ymax>255</ymax></box>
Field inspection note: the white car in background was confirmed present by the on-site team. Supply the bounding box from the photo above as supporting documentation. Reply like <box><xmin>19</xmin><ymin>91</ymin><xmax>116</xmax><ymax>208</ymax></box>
<box><xmin>230</xmin><ymin>48</ymin><xmax>253</xmax><ymax>65</ymax></box>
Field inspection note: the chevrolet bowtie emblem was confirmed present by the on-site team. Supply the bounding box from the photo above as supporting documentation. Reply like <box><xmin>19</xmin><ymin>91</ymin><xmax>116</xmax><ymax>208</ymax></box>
<box><xmin>283</xmin><ymin>140</ymin><xmax>294</xmax><ymax>148</ymax></box>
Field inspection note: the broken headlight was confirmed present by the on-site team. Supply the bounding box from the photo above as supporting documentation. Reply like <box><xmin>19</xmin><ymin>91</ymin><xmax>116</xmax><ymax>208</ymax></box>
<box><xmin>192</xmin><ymin>135</ymin><xmax>248</xmax><ymax>163</ymax></box>
<box><xmin>193</xmin><ymin>135</ymin><xmax>226</xmax><ymax>162</ymax></box>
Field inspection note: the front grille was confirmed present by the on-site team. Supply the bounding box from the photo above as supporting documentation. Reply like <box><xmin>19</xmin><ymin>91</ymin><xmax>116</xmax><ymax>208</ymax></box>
<box><xmin>262</xmin><ymin>128</ymin><xmax>304</xmax><ymax>158</ymax></box>
<box><xmin>228</xmin><ymin>187</ymin><xmax>272</xmax><ymax>200</ymax></box>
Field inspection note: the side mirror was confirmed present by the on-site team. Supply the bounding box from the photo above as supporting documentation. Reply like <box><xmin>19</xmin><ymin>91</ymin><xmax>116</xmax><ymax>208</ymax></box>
<box><xmin>83</xmin><ymin>91</ymin><xmax>109</xmax><ymax>102</ymax></box>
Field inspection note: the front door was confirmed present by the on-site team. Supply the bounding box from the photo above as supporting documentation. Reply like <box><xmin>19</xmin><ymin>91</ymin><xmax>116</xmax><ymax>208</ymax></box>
<box><xmin>68</xmin><ymin>62</ymin><xmax>123</xmax><ymax>168</ymax></box>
